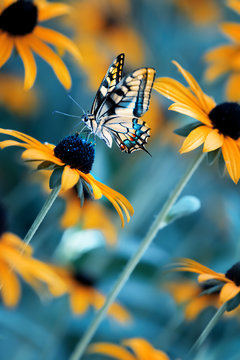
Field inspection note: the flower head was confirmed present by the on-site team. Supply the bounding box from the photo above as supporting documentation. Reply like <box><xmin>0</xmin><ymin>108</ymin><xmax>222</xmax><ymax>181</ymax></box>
<box><xmin>88</xmin><ymin>338</ymin><xmax>169</xmax><ymax>360</ymax></box>
<box><xmin>0</xmin><ymin>128</ymin><xmax>134</xmax><ymax>226</ymax></box>
<box><xmin>154</xmin><ymin>61</ymin><xmax>240</xmax><ymax>183</ymax></box>
<box><xmin>0</xmin><ymin>0</ymin><xmax>82</xmax><ymax>90</ymax></box>
<box><xmin>49</xmin><ymin>267</ymin><xmax>130</xmax><ymax>324</ymax></box>
<box><xmin>205</xmin><ymin>0</ymin><xmax>240</xmax><ymax>101</ymax></box>
<box><xmin>173</xmin><ymin>258</ymin><xmax>240</xmax><ymax>311</ymax></box>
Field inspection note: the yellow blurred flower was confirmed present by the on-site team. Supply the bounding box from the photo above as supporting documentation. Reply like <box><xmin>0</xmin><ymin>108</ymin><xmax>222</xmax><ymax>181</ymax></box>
<box><xmin>205</xmin><ymin>0</ymin><xmax>240</xmax><ymax>101</ymax></box>
<box><xmin>0</xmin><ymin>0</ymin><xmax>81</xmax><ymax>89</ymax></box>
<box><xmin>0</xmin><ymin>129</ymin><xmax>134</xmax><ymax>226</ymax></box>
<box><xmin>0</xmin><ymin>231</ymin><xmax>66</xmax><ymax>307</ymax></box>
<box><xmin>88</xmin><ymin>338</ymin><xmax>169</xmax><ymax>360</ymax></box>
<box><xmin>0</xmin><ymin>72</ymin><xmax>38</xmax><ymax>116</ymax></box>
<box><xmin>50</xmin><ymin>267</ymin><xmax>130</xmax><ymax>324</ymax></box>
<box><xmin>154</xmin><ymin>61</ymin><xmax>240</xmax><ymax>183</ymax></box>
<box><xmin>174</xmin><ymin>0</ymin><xmax>220</xmax><ymax>25</ymax></box>
<box><xmin>64</xmin><ymin>0</ymin><xmax>145</xmax><ymax>91</ymax></box>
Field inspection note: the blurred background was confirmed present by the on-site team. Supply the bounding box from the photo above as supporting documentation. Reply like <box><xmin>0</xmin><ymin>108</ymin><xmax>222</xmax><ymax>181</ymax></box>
<box><xmin>1</xmin><ymin>0</ymin><xmax>240</xmax><ymax>359</ymax></box>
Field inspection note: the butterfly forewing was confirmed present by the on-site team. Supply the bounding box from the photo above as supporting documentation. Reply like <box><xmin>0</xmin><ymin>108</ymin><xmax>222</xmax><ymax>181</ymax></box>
<box><xmin>91</xmin><ymin>53</ymin><xmax>125</xmax><ymax>114</ymax></box>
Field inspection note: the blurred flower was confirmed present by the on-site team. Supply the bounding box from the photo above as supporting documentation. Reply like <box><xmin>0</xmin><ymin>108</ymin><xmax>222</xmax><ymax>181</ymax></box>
<box><xmin>0</xmin><ymin>0</ymin><xmax>82</xmax><ymax>90</ymax></box>
<box><xmin>88</xmin><ymin>337</ymin><xmax>169</xmax><ymax>360</ymax></box>
<box><xmin>154</xmin><ymin>61</ymin><xmax>240</xmax><ymax>183</ymax></box>
<box><xmin>205</xmin><ymin>0</ymin><xmax>240</xmax><ymax>101</ymax></box>
<box><xmin>0</xmin><ymin>129</ymin><xmax>134</xmax><ymax>226</ymax></box>
<box><xmin>0</xmin><ymin>204</ymin><xmax>66</xmax><ymax>307</ymax></box>
<box><xmin>64</xmin><ymin>0</ymin><xmax>145</xmax><ymax>90</ymax></box>
<box><xmin>60</xmin><ymin>188</ymin><xmax>117</xmax><ymax>246</ymax></box>
<box><xmin>50</xmin><ymin>267</ymin><xmax>130</xmax><ymax>324</ymax></box>
<box><xmin>166</xmin><ymin>279</ymin><xmax>220</xmax><ymax>320</ymax></box>
<box><xmin>0</xmin><ymin>72</ymin><xmax>38</xmax><ymax>116</ymax></box>
<box><xmin>174</xmin><ymin>0</ymin><xmax>220</xmax><ymax>25</ymax></box>
<box><xmin>173</xmin><ymin>258</ymin><xmax>240</xmax><ymax>309</ymax></box>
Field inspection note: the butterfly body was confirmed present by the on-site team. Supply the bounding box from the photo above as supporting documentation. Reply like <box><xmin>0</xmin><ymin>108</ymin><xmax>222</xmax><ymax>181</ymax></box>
<box><xmin>81</xmin><ymin>54</ymin><xmax>155</xmax><ymax>153</ymax></box>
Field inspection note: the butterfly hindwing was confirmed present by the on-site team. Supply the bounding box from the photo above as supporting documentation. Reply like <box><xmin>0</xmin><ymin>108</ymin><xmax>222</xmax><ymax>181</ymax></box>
<box><xmin>91</xmin><ymin>53</ymin><xmax>125</xmax><ymax>114</ymax></box>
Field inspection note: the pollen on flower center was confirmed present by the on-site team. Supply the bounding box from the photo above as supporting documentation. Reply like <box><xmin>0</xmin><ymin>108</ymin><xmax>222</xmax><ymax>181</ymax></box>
<box><xmin>225</xmin><ymin>262</ymin><xmax>240</xmax><ymax>286</ymax></box>
<box><xmin>54</xmin><ymin>134</ymin><xmax>95</xmax><ymax>174</ymax></box>
<box><xmin>209</xmin><ymin>102</ymin><xmax>240</xmax><ymax>140</ymax></box>
<box><xmin>0</xmin><ymin>0</ymin><xmax>38</xmax><ymax>36</ymax></box>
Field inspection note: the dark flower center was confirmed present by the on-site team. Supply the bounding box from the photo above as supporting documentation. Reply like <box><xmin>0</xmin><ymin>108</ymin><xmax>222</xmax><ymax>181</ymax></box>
<box><xmin>0</xmin><ymin>202</ymin><xmax>7</xmax><ymax>237</ymax></box>
<box><xmin>209</xmin><ymin>102</ymin><xmax>240</xmax><ymax>140</ymax></box>
<box><xmin>73</xmin><ymin>271</ymin><xmax>96</xmax><ymax>287</ymax></box>
<box><xmin>54</xmin><ymin>134</ymin><xmax>95</xmax><ymax>174</ymax></box>
<box><xmin>225</xmin><ymin>262</ymin><xmax>240</xmax><ymax>286</ymax></box>
<box><xmin>0</xmin><ymin>0</ymin><xmax>38</xmax><ymax>36</ymax></box>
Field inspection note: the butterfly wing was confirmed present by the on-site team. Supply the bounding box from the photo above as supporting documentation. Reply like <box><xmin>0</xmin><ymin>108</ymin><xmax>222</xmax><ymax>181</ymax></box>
<box><xmin>91</xmin><ymin>53</ymin><xmax>125</xmax><ymax>115</ymax></box>
<box><xmin>95</xmin><ymin>67</ymin><xmax>155</xmax><ymax>153</ymax></box>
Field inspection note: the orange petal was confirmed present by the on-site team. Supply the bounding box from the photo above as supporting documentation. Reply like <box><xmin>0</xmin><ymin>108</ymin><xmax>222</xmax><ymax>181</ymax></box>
<box><xmin>80</xmin><ymin>173</ymin><xmax>103</xmax><ymax>199</ymax></box>
<box><xmin>69</xmin><ymin>287</ymin><xmax>90</xmax><ymax>314</ymax></box>
<box><xmin>21</xmin><ymin>148</ymin><xmax>63</xmax><ymax>165</ymax></box>
<box><xmin>203</xmin><ymin>129</ymin><xmax>223</xmax><ymax>152</ymax></box>
<box><xmin>15</xmin><ymin>37</ymin><xmax>37</xmax><ymax>90</ymax></box>
<box><xmin>179</xmin><ymin>126</ymin><xmax>211</xmax><ymax>153</ymax></box>
<box><xmin>37</xmin><ymin>2</ymin><xmax>71</xmax><ymax>22</ymax></box>
<box><xmin>34</xmin><ymin>26</ymin><xmax>82</xmax><ymax>63</ymax></box>
<box><xmin>174</xmin><ymin>258</ymin><xmax>226</xmax><ymax>280</ymax></box>
<box><xmin>222</xmin><ymin>137</ymin><xmax>240</xmax><ymax>183</ymax></box>
<box><xmin>220</xmin><ymin>283</ymin><xmax>240</xmax><ymax>303</ymax></box>
<box><xmin>0</xmin><ymin>33</ymin><xmax>14</xmax><ymax>67</ymax></box>
<box><xmin>168</xmin><ymin>103</ymin><xmax>211</xmax><ymax>126</ymax></box>
<box><xmin>221</xmin><ymin>23</ymin><xmax>240</xmax><ymax>42</ymax></box>
<box><xmin>185</xmin><ymin>297</ymin><xmax>213</xmax><ymax>320</ymax></box>
<box><xmin>204</xmin><ymin>44</ymin><xmax>237</xmax><ymax>62</ymax></box>
<box><xmin>87</xmin><ymin>343</ymin><xmax>136</xmax><ymax>360</ymax></box>
<box><xmin>227</xmin><ymin>0</ymin><xmax>240</xmax><ymax>14</ymax></box>
<box><xmin>61</xmin><ymin>166</ymin><xmax>79</xmax><ymax>192</ymax></box>
<box><xmin>27</xmin><ymin>35</ymin><xmax>71</xmax><ymax>89</ymax></box>
<box><xmin>60</xmin><ymin>193</ymin><xmax>82</xmax><ymax>228</ymax></box>
<box><xmin>0</xmin><ymin>261</ymin><xmax>21</xmax><ymax>307</ymax></box>
<box><xmin>226</xmin><ymin>73</ymin><xmax>240</xmax><ymax>101</ymax></box>
<box><xmin>204</xmin><ymin>63</ymin><xmax>230</xmax><ymax>82</ymax></box>
<box><xmin>123</xmin><ymin>338</ymin><xmax>169</xmax><ymax>360</ymax></box>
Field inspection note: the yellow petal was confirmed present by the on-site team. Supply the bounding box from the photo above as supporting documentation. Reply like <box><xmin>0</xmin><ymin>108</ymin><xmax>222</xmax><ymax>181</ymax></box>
<box><xmin>60</xmin><ymin>192</ymin><xmax>82</xmax><ymax>228</ymax></box>
<box><xmin>168</xmin><ymin>103</ymin><xmax>211</xmax><ymax>126</ymax></box>
<box><xmin>226</xmin><ymin>73</ymin><xmax>240</xmax><ymax>101</ymax></box>
<box><xmin>87</xmin><ymin>343</ymin><xmax>136</xmax><ymax>360</ymax></box>
<box><xmin>27</xmin><ymin>35</ymin><xmax>71</xmax><ymax>89</ymax></box>
<box><xmin>227</xmin><ymin>0</ymin><xmax>240</xmax><ymax>14</ymax></box>
<box><xmin>34</xmin><ymin>26</ymin><xmax>82</xmax><ymax>63</ymax></box>
<box><xmin>21</xmin><ymin>148</ymin><xmax>62</xmax><ymax>165</ymax></box>
<box><xmin>221</xmin><ymin>23</ymin><xmax>240</xmax><ymax>42</ymax></box>
<box><xmin>179</xmin><ymin>126</ymin><xmax>211</xmax><ymax>153</ymax></box>
<box><xmin>220</xmin><ymin>283</ymin><xmax>240</xmax><ymax>304</ymax></box>
<box><xmin>61</xmin><ymin>166</ymin><xmax>79</xmax><ymax>192</ymax></box>
<box><xmin>174</xmin><ymin>258</ymin><xmax>226</xmax><ymax>279</ymax></box>
<box><xmin>15</xmin><ymin>37</ymin><xmax>37</xmax><ymax>90</ymax></box>
<box><xmin>0</xmin><ymin>33</ymin><xmax>14</xmax><ymax>67</ymax></box>
<box><xmin>123</xmin><ymin>338</ymin><xmax>169</xmax><ymax>360</ymax></box>
<box><xmin>69</xmin><ymin>287</ymin><xmax>90</xmax><ymax>314</ymax></box>
<box><xmin>80</xmin><ymin>173</ymin><xmax>102</xmax><ymax>199</ymax></box>
<box><xmin>203</xmin><ymin>129</ymin><xmax>223</xmax><ymax>152</ymax></box>
<box><xmin>204</xmin><ymin>63</ymin><xmax>230</xmax><ymax>82</ymax></box>
<box><xmin>222</xmin><ymin>137</ymin><xmax>240</xmax><ymax>183</ymax></box>
<box><xmin>185</xmin><ymin>297</ymin><xmax>212</xmax><ymax>320</ymax></box>
<box><xmin>37</xmin><ymin>2</ymin><xmax>71</xmax><ymax>22</ymax></box>
<box><xmin>0</xmin><ymin>261</ymin><xmax>21</xmax><ymax>307</ymax></box>
<box><xmin>204</xmin><ymin>44</ymin><xmax>237</xmax><ymax>62</ymax></box>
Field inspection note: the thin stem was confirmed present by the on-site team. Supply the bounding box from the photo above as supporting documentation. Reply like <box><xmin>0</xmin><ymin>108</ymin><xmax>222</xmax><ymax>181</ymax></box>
<box><xmin>23</xmin><ymin>185</ymin><xmax>61</xmax><ymax>248</ymax></box>
<box><xmin>69</xmin><ymin>152</ymin><xmax>205</xmax><ymax>360</ymax></box>
<box><xmin>189</xmin><ymin>302</ymin><xmax>227</xmax><ymax>355</ymax></box>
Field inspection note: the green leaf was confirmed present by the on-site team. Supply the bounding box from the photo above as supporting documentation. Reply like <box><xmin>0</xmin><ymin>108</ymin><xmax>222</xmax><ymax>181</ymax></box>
<box><xmin>82</xmin><ymin>179</ymin><xmax>94</xmax><ymax>200</ymax></box>
<box><xmin>37</xmin><ymin>161</ymin><xmax>56</xmax><ymax>170</ymax></box>
<box><xmin>207</xmin><ymin>149</ymin><xmax>220</xmax><ymax>166</ymax></box>
<box><xmin>218</xmin><ymin>151</ymin><xmax>225</xmax><ymax>177</ymax></box>
<box><xmin>49</xmin><ymin>167</ymin><xmax>63</xmax><ymax>189</ymax></box>
<box><xmin>226</xmin><ymin>292</ymin><xmax>240</xmax><ymax>312</ymax></box>
<box><xmin>174</xmin><ymin>121</ymin><xmax>201</xmax><ymax>137</ymax></box>
<box><xmin>77</xmin><ymin>179</ymin><xmax>85</xmax><ymax>207</ymax></box>
<box><xmin>200</xmin><ymin>284</ymin><xmax>223</xmax><ymax>296</ymax></box>
<box><xmin>160</xmin><ymin>195</ymin><xmax>201</xmax><ymax>229</ymax></box>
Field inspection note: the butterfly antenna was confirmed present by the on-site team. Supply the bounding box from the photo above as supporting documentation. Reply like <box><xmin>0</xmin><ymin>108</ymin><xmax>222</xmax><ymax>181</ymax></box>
<box><xmin>53</xmin><ymin>110</ymin><xmax>82</xmax><ymax>120</ymax></box>
<box><xmin>68</xmin><ymin>94</ymin><xmax>86</xmax><ymax>114</ymax></box>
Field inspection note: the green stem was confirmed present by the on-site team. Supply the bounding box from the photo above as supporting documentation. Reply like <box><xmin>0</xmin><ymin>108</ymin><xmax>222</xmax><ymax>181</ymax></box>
<box><xmin>23</xmin><ymin>185</ymin><xmax>61</xmax><ymax>248</ymax></box>
<box><xmin>189</xmin><ymin>302</ymin><xmax>226</xmax><ymax>355</ymax></box>
<box><xmin>69</xmin><ymin>152</ymin><xmax>205</xmax><ymax>360</ymax></box>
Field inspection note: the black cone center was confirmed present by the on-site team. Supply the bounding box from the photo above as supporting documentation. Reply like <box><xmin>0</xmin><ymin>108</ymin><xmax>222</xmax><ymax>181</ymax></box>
<box><xmin>209</xmin><ymin>102</ymin><xmax>240</xmax><ymax>140</ymax></box>
<box><xmin>225</xmin><ymin>262</ymin><xmax>240</xmax><ymax>286</ymax></box>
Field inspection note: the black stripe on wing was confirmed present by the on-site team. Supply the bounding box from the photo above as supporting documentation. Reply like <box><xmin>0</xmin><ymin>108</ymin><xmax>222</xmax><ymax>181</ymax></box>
<box><xmin>91</xmin><ymin>53</ymin><xmax>125</xmax><ymax>115</ymax></box>
<box><xmin>96</xmin><ymin>67</ymin><xmax>156</xmax><ymax>119</ymax></box>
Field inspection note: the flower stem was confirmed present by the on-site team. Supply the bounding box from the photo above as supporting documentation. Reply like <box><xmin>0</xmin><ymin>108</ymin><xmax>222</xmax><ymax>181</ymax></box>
<box><xmin>69</xmin><ymin>152</ymin><xmax>205</xmax><ymax>360</ymax></box>
<box><xmin>23</xmin><ymin>185</ymin><xmax>61</xmax><ymax>248</ymax></box>
<box><xmin>189</xmin><ymin>302</ymin><xmax>227</xmax><ymax>355</ymax></box>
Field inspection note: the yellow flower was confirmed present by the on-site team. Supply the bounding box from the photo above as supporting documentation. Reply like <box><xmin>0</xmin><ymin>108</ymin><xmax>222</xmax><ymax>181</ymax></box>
<box><xmin>0</xmin><ymin>0</ymin><xmax>81</xmax><ymax>90</ymax></box>
<box><xmin>166</xmin><ymin>279</ymin><xmax>220</xmax><ymax>320</ymax></box>
<box><xmin>173</xmin><ymin>258</ymin><xmax>240</xmax><ymax>309</ymax></box>
<box><xmin>154</xmin><ymin>61</ymin><xmax>240</xmax><ymax>183</ymax></box>
<box><xmin>205</xmin><ymin>0</ymin><xmax>240</xmax><ymax>101</ymax></box>
<box><xmin>174</xmin><ymin>0</ymin><xmax>220</xmax><ymax>25</ymax></box>
<box><xmin>0</xmin><ymin>231</ymin><xmax>66</xmax><ymax>307</ymax></box>
<box><xmin>60</xmin><ymin>189</ymin><xmax>117</xmax><ymax>246</ymax></box>
<box><xmin>88</xmin><ymin>338</ymin><xmax>169</xmax><ymax>360</ymax></box>
<box><xmin>0</xmin><ymin>129</ymin><xmax>134</xmax><ymax>227</ymax></box>
<box><xmin>49</xmin><ymin>267</ymin><xmax>130</xmax><ymax>324</ymax></box>
<box><xmin>64</xmin><ymin>0</ymin><xmax>144</xmax><ymax>91</ymax></box>
<box><xmin>0</xmin><ymin>71</ymin><xmax>38</xmax><ymax>115</ymax></box>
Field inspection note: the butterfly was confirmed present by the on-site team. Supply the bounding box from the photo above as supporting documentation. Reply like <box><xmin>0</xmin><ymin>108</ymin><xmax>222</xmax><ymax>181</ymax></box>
<box><xmin>81</xmin><ymin>53</ymin><xmax>156</xmax><ymax>154</ymax></box>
